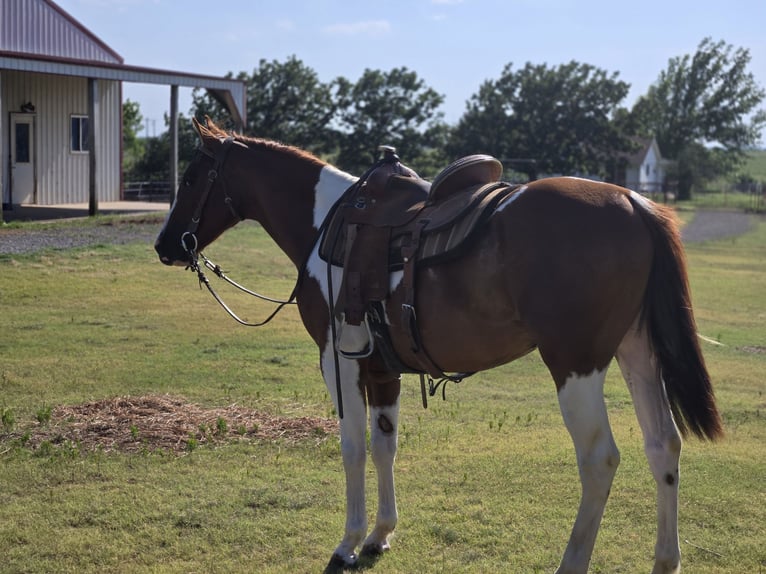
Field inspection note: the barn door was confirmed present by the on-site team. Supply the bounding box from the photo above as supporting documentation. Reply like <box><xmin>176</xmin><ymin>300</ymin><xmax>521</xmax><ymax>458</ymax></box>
<box><xmin>10</xmin><ymin>113</ymin><xmax>36</xmax><ymax>205</ymax></box>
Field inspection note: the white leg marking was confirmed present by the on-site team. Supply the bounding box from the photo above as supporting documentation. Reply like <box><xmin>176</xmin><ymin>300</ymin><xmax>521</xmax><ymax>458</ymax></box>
<box><xmin>617</xmin><ymin>322</ymin><xmax>682</xmax><ymax>574</ymax></box>
<box><xmin>362</xmin><ymin>401</ymin><xmax>399</xmax><ymax>554</ymax></box>
<box><xmin>321</xmin><ymin>342</ymin><xmax>368</xmax><ymax>564</ymax></box>
<box><xmin>555</xmin><ymin>368</ymin><xmax>619</xmax><ymax>574</ymax></box>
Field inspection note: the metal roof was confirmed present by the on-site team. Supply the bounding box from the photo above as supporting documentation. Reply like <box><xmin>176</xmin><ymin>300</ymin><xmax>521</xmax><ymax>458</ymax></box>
<box><xmin>2</xmin><ymin>0</ymin><xmax>123</xmax><ymax>64</ymax></box>
<box><xmin>1</xmin><ymin>0</ymin><xmax>246</xmax><ymax>127</ymax></box>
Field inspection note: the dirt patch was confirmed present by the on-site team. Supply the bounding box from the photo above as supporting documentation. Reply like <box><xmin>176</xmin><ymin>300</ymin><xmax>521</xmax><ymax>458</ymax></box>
<box><xmin>5</xmin><ymin>395</ymin><xmax>338</xmax><ymax>454</ymax></box>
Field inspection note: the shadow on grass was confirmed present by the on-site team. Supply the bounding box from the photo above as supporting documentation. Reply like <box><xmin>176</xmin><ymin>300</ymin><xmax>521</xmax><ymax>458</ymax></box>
<box><xmin>323</xmin><ymin>547</ymin><xmax>386</xmax><ymax>573</ymax></box>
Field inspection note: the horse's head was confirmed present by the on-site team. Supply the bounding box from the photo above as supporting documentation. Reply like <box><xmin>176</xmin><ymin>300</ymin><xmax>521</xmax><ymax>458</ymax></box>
<box><xmin>155</xmin><ymin>117</ymin><xmax>246</xmax><ymax>266</ymax></box>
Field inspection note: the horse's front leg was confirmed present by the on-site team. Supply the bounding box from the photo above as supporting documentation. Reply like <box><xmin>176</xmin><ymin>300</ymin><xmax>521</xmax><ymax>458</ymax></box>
<box><xmin>361</xmin><ymin>375</ymin><xmax>401</xmax><ymax>556</ymax></box>
<box><xmin>321</xmin><ymin>348</ymin><xmax>369</xmax><ymax>567</ymax></box>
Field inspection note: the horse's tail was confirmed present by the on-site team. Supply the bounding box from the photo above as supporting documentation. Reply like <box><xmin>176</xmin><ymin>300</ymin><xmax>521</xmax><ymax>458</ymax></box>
<box><xmin>632</xmin><ymin>196</ymin><xmax>724</xmax><ymax>441</ymax></box>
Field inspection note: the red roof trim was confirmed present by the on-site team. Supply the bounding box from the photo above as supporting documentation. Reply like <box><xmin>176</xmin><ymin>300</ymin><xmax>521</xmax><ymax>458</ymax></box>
<box><xmin>0</xmin><ymin>50</ymin><xmax>237</xmax><ymax>84</ymax></box>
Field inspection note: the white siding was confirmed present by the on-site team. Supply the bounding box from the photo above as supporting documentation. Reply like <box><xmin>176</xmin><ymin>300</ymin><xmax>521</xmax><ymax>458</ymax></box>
<box><xmin>638</xmin><ymin>145</ymin><xmax>664</xmax><ymax>192</ymax></box>
<box><xmin>1</xmin><ymin>70</ymin><xmax>121</xmax><ymax>204</ymax></box>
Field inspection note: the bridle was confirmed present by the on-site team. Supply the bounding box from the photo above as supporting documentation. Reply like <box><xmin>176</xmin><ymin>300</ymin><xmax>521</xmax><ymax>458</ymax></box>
<box><xmin>180</xmin><ymin>136</ymin><xmax>243</xmax><ymax>257</ymax></box>
<box><xmin>180</xmin><ymin>136</ymin><xmax>300</xmax><ymax>327</ymax></box>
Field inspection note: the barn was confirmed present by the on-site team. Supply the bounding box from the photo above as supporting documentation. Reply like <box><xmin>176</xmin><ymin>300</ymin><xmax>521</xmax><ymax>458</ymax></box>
<box><xmin>1</xmin><ymin>0</ymin><xmax>245</xmax><ymax>214</ymax></box>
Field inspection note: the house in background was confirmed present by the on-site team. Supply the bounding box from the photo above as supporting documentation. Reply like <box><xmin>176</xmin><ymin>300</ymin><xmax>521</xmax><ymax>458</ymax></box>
<box><xmin>612</xmin><ymin>137</ymin><xmax>674</xmax><ymax>197</ymax></box>
<box><xmin>1</xmin><ymin>0</ymin><xmax>245</xmax><ymax>213</ymax></box>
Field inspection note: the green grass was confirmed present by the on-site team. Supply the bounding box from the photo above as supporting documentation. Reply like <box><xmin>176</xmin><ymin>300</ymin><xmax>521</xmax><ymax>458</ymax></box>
<box><xmin>1</xmin><ymin>215</ymin><xmax>765</xmax><ymax>573</ymax></box>
<box><xmin>680</xmin><ymin>191</ymin><xmax>760</xmax><ymax>211</ymax></box>
<box><xmin>739</xmin><ymin>149</ymin><xmax>766</xmax><ymax>182</ymax></box>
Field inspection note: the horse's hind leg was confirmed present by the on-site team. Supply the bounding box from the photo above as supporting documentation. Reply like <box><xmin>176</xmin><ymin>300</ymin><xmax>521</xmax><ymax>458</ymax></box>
<box><xmin>616</xmin><ymin>321</ymin><xmax>682</xmax><ymax>574</ymax></box>
<box><xmin>555</xmin><ymin>367</ymin><xmax>619</xmax><ymax>574</ymax></box>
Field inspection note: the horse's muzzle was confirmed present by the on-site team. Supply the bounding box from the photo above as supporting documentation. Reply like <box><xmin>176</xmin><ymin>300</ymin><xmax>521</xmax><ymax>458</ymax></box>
<box><xmin>154</xmin><ymin>234</ymin><xmax>187</xmax><ymax>267</ymax></box>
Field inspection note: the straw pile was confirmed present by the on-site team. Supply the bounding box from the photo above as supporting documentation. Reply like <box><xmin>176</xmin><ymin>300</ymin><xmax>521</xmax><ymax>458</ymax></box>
<box><xmin>19</xmin><ymin>394</ymin><xmax>338</xmax><ymax>454</ymax></box>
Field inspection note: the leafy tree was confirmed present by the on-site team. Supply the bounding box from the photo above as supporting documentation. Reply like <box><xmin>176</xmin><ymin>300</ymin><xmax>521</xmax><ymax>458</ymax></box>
<box><xmin>332</xmin><ymin>67</ymin><xmax>447</xmax><ymax>175</ymax></box>
<box><xmin>631</xmin><ymin>38</ymin><xmax>766</xmax><ymax>198</ymax></box>
<box><xmin>191</xmin><ymin>56</ymin><xmax>338</xmax><ymax>153</ymax></box>
<box><xmin>127</xmin><ymin>113</ymin><xmax>198</xmax><ymax>181</ymax></box>
<box><xmin>449</xmin><ymin>61</ymin><xmax>633</xmax><ymax>180</ymax></box>
<box><xmin>122</xmin><ymin>99</ymin><xmax>144</xmax><ymax>176</ymax></box>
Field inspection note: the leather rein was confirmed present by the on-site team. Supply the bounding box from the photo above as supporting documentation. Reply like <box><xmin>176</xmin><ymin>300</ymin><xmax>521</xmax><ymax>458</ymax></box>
<box><xmin>180</xmin><ymin>137</ymin><xmax>306</xmax><ymax>327</ymax></box>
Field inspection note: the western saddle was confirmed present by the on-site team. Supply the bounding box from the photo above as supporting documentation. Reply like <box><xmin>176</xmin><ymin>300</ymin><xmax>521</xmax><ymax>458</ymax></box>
<box><xmin>319</xmin><ymin>147</ymin><xmax>519</xmax><ymax>379</ymax></box>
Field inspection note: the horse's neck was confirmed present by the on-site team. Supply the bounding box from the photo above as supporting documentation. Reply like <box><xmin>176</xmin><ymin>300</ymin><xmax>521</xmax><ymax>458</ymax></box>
<box><xmin>244</xmin><ymin>146</ymin><xmax>355</xmax><ymax>268</ymax></box>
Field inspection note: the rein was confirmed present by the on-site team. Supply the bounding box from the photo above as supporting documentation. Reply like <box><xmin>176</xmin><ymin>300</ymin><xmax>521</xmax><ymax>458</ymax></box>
<box><xmin>187</xmin><ymin>252</ymin><xmax>299</xmax><ymax>327</ymax></box>
<box><xmin>181</xmin><ymin>137</ymin><xmax>301</xmax><ymax>328</ymax></box>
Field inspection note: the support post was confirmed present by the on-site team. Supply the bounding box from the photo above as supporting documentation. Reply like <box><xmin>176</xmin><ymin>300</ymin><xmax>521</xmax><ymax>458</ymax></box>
<box><xmin>169</xmin><ymin>85</ymin><xmax>179</xmax><ymax>206</ymax></box>
<box><xmin>87</xmin><ymin>78</ymin><xmax>99</xmax><ymax>216</ymax></box>
<box><xmin>0</xmin><ymin>70</ymin><xmax>4</xmax><ymax>224</ymax></box>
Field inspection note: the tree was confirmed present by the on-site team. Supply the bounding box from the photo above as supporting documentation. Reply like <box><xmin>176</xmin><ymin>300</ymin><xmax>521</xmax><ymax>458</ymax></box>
<box><xmin>191</xmin><ymin>56</ymin><xmax>338</xmax><ymax>154</ymax></box>
<box><xmin>332</xmin><ymin>67</ymin><xmax>447</xmax><ymax>175</ymax></box>
<box><xmin>449</xmin><ymin>61</ymin><xmax>633</xmax><ymax>180</ymax></box>
<box><xmin>128</xmin><ymin>113</ymin><xmax>198</xmax><ymax>181</ymax></box>
<box><xmin>631</xmin><ymin>38</ymin><xmax>766</xmax><ymax>199</ymax></box>
<box><xmin>122</xmin><ymin>99</ymin><xmax>144</xmax><ymax>176</ymax></box>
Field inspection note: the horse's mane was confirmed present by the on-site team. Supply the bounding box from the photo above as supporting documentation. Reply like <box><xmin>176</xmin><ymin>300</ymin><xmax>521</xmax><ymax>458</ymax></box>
<box><xmin>197</xmin><ymin>117</ymin><xmax>326</xmax><ymax>168</ymax></box>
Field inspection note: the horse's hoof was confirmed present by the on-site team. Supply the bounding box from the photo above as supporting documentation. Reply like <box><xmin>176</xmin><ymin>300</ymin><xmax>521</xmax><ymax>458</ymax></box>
<box><xmin>360</xmin><ymin>541</ymin><xmax>390</xmax><ymax>557</ymax></box>
<box><xmin>324</xmin><ymin>552</ymin><xmax>358</xmax><ymax>573</ymax></box>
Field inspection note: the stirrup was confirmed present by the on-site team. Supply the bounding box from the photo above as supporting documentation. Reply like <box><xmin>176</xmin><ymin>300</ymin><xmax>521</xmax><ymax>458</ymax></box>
<box><xmin>336</xmin><ymin>316</ymin><xmax>375</xmax><ymax>359</ymax></box>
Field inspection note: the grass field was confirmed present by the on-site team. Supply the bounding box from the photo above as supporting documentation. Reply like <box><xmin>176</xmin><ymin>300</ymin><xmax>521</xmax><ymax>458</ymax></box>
<box><xmin>740</xmin><ymin>149</ymin><xmax>766</xmax><ymax>182</ymax></box>
<box><xmin>1</xmin><ymin>211</ymin><xmax>765</xmax><ymax>573</ymax></box>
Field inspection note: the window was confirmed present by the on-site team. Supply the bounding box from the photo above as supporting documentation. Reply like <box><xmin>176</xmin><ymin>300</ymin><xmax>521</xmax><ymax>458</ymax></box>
<box><xmin>71</xmin><ymin>115</ymin><xmax>89</xmax><ymax>152</ymax></box>
<box><xmin>15</xmin><ymin>123</ymin><xmax>30</xmax><ymax>163</ymax></box>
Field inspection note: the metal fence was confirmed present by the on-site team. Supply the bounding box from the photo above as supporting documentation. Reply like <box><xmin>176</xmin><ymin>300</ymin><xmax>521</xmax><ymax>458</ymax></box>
<box><xmin>123</xmin><ymin>181</ymin><xmax>172</xmax><ymax>202</ymax></box>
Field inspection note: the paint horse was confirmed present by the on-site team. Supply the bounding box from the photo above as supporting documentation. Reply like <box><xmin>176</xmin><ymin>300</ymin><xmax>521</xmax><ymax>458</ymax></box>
<box><xmin>155</xmin><ymin>118</ymin><xmax>722</xmax><ymax>573</ymax></box>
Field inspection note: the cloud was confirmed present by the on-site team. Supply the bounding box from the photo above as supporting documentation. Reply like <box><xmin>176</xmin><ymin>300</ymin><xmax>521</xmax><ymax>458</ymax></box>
<box><xmin>322</xmin><ymin>20</ymin><xmax>391</xmax><ymax>37</ymax></box>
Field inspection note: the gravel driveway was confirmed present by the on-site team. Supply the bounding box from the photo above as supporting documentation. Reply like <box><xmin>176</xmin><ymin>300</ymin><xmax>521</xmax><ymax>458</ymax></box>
<box><xmin>680</xmin><ymin>210</ymin><xmax>754</xmax><ymax>243</ymax></box>
<box><xmin>0</xmin><ymin>216</ymin><xmax>164</xmax><ymax>255</ymax></box>
<box><xmin>0</xmin><ymin>208</ymin><xmax>757</xmax><ymax>256</ymax></box>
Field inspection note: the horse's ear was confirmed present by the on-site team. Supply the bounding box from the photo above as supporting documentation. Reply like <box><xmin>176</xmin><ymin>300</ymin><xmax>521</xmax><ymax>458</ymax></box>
<box><xmin>192</xmin><ymin>116</ymin><xmax>203</xmax><ymax>138</ymax></box>
<box><xmin>192</xmin><ymin>116</ymin><xmax>217</xmax><ymax>148</ymax></box>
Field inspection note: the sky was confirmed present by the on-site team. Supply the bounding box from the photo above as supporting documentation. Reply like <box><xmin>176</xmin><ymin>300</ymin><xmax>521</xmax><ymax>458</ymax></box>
<box><xmin>55</xmin><ymin>0</ymin><xmax>766</xmax><ymax>138</ymax></box>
